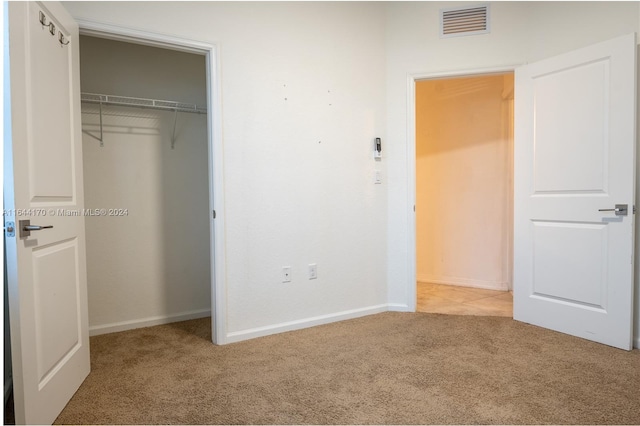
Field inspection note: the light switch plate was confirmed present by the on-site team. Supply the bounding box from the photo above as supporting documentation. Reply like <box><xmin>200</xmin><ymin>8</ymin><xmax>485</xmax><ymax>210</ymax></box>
<box><xmin>308</xmin><ymin>263</ymin><xmax>317</xmax><ymax>280</ymax></box>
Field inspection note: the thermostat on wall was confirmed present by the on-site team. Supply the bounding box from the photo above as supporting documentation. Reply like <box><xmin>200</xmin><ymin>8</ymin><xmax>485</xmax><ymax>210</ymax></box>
<box><xmin>374</xmin><ymin>137</ymin><xmax>382</xmax><ymax>159</ymax></box>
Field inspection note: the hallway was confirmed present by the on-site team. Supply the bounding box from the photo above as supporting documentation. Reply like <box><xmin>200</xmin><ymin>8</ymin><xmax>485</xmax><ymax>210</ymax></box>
<box><xmin>417</xmin><ymin>282</ymin><xmax>513</xmax><ymax>317</ymax></box>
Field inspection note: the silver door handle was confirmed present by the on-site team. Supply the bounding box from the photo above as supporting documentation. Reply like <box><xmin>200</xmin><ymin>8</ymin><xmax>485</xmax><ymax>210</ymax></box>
<box><xmin>19</xmin><ymin>219</ymin><xmax>53</xmax><ymax>238</ymax></box>
<box><xmin>24</xmin><ymin>225</ymin><xmax>53</xmax><ymax>231</ymax></box>
<box><xmin>598</xmin><ymin>204</ymin><xmax>628</xmax><ymax>216</ymax></box>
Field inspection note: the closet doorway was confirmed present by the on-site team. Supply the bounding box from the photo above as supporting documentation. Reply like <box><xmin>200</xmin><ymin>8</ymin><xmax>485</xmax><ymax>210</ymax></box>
<box><xmin>79</xmin><ymin>35</ymin><xmax>214</xmax><ymax>337</ymax></box>
<box><xmin>415</xmin><ymin>72</ymin><xmax>514</xmax><ymax>317</ymax></box>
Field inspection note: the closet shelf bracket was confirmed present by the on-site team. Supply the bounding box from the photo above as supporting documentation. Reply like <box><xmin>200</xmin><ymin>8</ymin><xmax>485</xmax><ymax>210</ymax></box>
<box><xmin>98</xmin><ymin>97</ymin><xmax>104</xmax><ymax>147</ymax></box>
<box><xmin>80</xmin><ymin>92</ymin><xmax>207</xmax><ymax>148</ymax></box>
<box><xmin>171</xmin><ymin>108</ymin><xmax>178</xmax><ymax>150</ymax></box>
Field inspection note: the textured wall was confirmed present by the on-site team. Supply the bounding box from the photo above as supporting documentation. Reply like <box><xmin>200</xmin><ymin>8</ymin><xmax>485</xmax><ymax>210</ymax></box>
<box><xmin>66</xmin><ymin>2</ymin><xmax>389</xmax><ymax>338</ymax></box>
<box><xmin>66</xmin><ymin>1</ymin><xmax>640</xmax><ymax>346</ymax></box>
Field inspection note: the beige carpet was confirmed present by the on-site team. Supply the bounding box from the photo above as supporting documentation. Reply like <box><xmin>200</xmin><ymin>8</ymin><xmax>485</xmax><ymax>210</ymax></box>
<box><xmin>55</xmin><ymin>312</ymin><xmax>640</xmax><ymax>425</ymax></box>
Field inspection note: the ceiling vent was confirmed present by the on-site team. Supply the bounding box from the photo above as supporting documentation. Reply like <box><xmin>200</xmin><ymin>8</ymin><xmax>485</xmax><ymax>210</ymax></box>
<box><xmin>440</xmin><ymin>4</ymin><xmax>490</xmax><ymax>38</ymax></box>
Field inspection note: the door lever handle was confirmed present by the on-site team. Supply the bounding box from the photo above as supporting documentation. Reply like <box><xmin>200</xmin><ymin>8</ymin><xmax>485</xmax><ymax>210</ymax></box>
<box><xmin>19</xmin><ymin>219</ymin><xmax>53</xmax><ymax>238</ymax></box>
<box><xmin>23</xmin><ymin>225</ymin><xmax>53</xmax><ymax>231</ymax></box>
<box><xmin>598</xmin><ymin>204</ymin><xmax>628</xmax><ymax>216</ymax></box>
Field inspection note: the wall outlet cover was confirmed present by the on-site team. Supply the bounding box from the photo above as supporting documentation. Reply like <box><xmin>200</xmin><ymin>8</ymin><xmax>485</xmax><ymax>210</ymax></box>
<box><xmin>282</xmin><ymin>266</ymin><xmax>292</xmax><ymax>283</ymax></box>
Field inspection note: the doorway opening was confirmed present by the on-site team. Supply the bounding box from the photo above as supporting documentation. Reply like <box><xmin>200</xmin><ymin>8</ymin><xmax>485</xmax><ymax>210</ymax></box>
<box><xmin>414</xmin><ymin>72</ymin><xmax>514</xmax><ymax>317</ymax></box>
<box><xmin>75</xmin><ymin>23</ymin><xmax>226</xmax><ymax>345</ymax></box>
<box><xmin>78</xmin><ymin>35</ymin><xmax>213</xmax><ymax>336</ymax></box>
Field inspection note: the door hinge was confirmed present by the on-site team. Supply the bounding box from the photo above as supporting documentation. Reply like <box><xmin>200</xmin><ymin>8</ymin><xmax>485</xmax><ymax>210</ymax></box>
<box><xmin>634</xmin><ymin>205</ymin><xmax>636</xmax><ymax>214</ymax></box>
<box><xmin>212</xmin><ymin>210</ymin><xmax>216</xmax><ymax>219</ymax></box>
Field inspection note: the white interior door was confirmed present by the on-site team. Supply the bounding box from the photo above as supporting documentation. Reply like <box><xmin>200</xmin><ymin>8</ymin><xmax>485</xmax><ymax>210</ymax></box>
<box><xmin>5</xmin><ymin>2</ymin><xmax>90</xmax><ymax>423</ymax></box>
<box><xmin>514</xmin><ymin>33</ymin><xmax>636</xmax><ymax>350</ymax></box>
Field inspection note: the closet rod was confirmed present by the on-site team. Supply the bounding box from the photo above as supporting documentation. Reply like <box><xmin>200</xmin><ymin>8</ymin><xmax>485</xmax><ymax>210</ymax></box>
<box><xmin>80</xmin><ymin>93</ymin><xmax>207</xmax><ymax>149</ymax></box>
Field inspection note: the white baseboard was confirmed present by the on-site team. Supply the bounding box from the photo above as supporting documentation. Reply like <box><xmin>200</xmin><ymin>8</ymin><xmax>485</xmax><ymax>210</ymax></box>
<box><xmin>387</xmin><ymin>303</ymin><xmax>411</xmax><ymax>312</ymax></box>
<box><xmin>417</xmin><ymin>275</ymin><xmax>509</xmax><ymax>291</ymax></box>
<box><xmin>89</xmin><ymin>309</ymin><xmax>211</xmax><ymax>337</ymax></box>
<box><xmin>225</xmin><ymin>304</ymin><xmax>390</xmax><ymax>344</ymax></box>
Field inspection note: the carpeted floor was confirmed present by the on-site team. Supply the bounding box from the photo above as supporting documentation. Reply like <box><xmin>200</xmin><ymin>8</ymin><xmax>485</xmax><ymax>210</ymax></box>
<box><xmin>55</xmin><ymin>312</ymin><xmax>640</xmax><ymax>425</ymax></box>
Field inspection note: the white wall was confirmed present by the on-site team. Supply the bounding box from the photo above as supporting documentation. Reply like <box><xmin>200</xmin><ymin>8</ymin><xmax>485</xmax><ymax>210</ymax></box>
<box><xmin>385</xmin><ymin>1</ymin><xmax>640</xmax><ymax>345</ymax></box>
<box><xmin>66</xmin><ymin>1</ymin><xmax>640</xmax><ymax>347</ymax></box>
<box><xmin>79</xmin><ymin>36</ymin><xmax>211</xmax><ymax>334</ymax></box>
<box><xmin>416</xmin><ymin>75</ymin><xmax>513</xmax><ymax>291</ymax></box>
<box><xmin>65</xmin><ymin>2</ymin><xmax>389</xmax><ymax>339</ymax></box>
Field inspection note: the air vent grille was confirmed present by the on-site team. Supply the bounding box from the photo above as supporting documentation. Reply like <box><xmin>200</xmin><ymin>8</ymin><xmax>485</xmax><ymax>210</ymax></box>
<box><xmin>440</xmin><ymin>5</ymin><xmax>490</xmax><ymax>38</ymax></box>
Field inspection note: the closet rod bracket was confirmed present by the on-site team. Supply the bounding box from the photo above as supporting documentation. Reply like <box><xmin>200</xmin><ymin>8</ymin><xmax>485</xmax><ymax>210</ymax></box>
<box><xmin>171</xmin><ymin>108</ymin><xmax>178</xmax><ymax>150</ymax></box>
<box><xmin>98</xmin><ymin>97</ymin><xmax>104</xmax><ymax>147</ymax></box>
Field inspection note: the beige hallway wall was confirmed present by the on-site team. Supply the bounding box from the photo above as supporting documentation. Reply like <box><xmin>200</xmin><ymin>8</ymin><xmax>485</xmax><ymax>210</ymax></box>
<box><xmin>416</xmin><ymin>74</ymin><xmax>513</xmax><ymax>290</ymax></box>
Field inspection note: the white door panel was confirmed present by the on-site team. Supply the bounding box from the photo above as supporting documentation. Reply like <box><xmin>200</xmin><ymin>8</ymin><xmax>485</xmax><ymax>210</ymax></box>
<box><xmin>532</xmin><ymin>60</ymin><xmax>608</xmax><ymax>193</ymax></box>
<box><xmin>531</xmin><ymin>221</ymin><xmax>607</xmax><ymax>306</ymax></box>
<box><xmin>33</xmin><ymin>241</ymin><xmax>82</xmax><ymax>384</ymax></box>
<box><xmin>27</xmin><ymin>4</ymin><xmax>75</xmax><ymax>199</ymax></box>
<box><xmin>514</xmin><ymin>33</ymin><xmax>636</xmax><ymax>350</ymax></box>
<box><xmin>6</xmin><ymin>2</ymin><xmax>89</xmax><ymax>424</ymax></box>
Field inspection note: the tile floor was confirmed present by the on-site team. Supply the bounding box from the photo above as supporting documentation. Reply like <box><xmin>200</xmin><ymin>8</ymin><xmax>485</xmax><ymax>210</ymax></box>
<box><xmin>417</xmin><ymin>282</ymin><xmax>513</xmax><ymax>317</ymax></box>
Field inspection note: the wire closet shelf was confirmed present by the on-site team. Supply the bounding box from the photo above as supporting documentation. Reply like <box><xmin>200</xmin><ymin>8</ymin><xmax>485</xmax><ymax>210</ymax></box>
<box><xmin>80</xmin><ymin>92</ymin><xmax>208</xmax><ymax>148</ymax></box>
<box><xmin>81</xmin><ymin>93</ymin><xmax>207</xmax><ymax>114</ymax></box>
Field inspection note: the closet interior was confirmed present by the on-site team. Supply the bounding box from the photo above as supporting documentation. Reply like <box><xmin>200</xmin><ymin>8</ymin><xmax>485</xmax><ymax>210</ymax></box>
<box><xmin>79</xmin><ymin>36</ymin><xmax>212</xmax><ymax>335</ymax></box>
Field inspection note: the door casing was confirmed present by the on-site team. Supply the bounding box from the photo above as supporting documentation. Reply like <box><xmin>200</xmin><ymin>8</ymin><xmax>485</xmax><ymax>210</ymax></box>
<box><xmin>406</xmin><ymin>66</ymin><xmax>518</xmax><ymax>312</ymax></box>
<box><xmin>75</xmin><ymin>20</ymin><xmax>228</xmax><ymax>344</ymax></box>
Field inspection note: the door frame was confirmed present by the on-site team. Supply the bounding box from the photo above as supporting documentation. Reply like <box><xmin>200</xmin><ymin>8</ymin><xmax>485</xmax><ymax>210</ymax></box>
<box><xmin>406</xmin><ymin>66</ymin><xmax>516</xmax><ymax>312</ymax></box>
<box><xmin>77</xmin><ymin>20</ymin><xmax>227</xmax><ymax>344</ymax></box>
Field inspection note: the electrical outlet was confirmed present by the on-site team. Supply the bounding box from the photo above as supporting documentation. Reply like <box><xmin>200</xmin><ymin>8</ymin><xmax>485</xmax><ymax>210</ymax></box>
<box><xmin>282</xmin><ymin>266</ymin><xmax>292</xmax><ymax>283</ymax></box>
<box><xmin>374</xmin><ymin>170</ymin><xmax>382</xmax><ymax>184</ymax></box>
<box><xmin>308</xmin><ymin>263</ymin><xmax>317</xmax><ymax>280</ymax></box>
